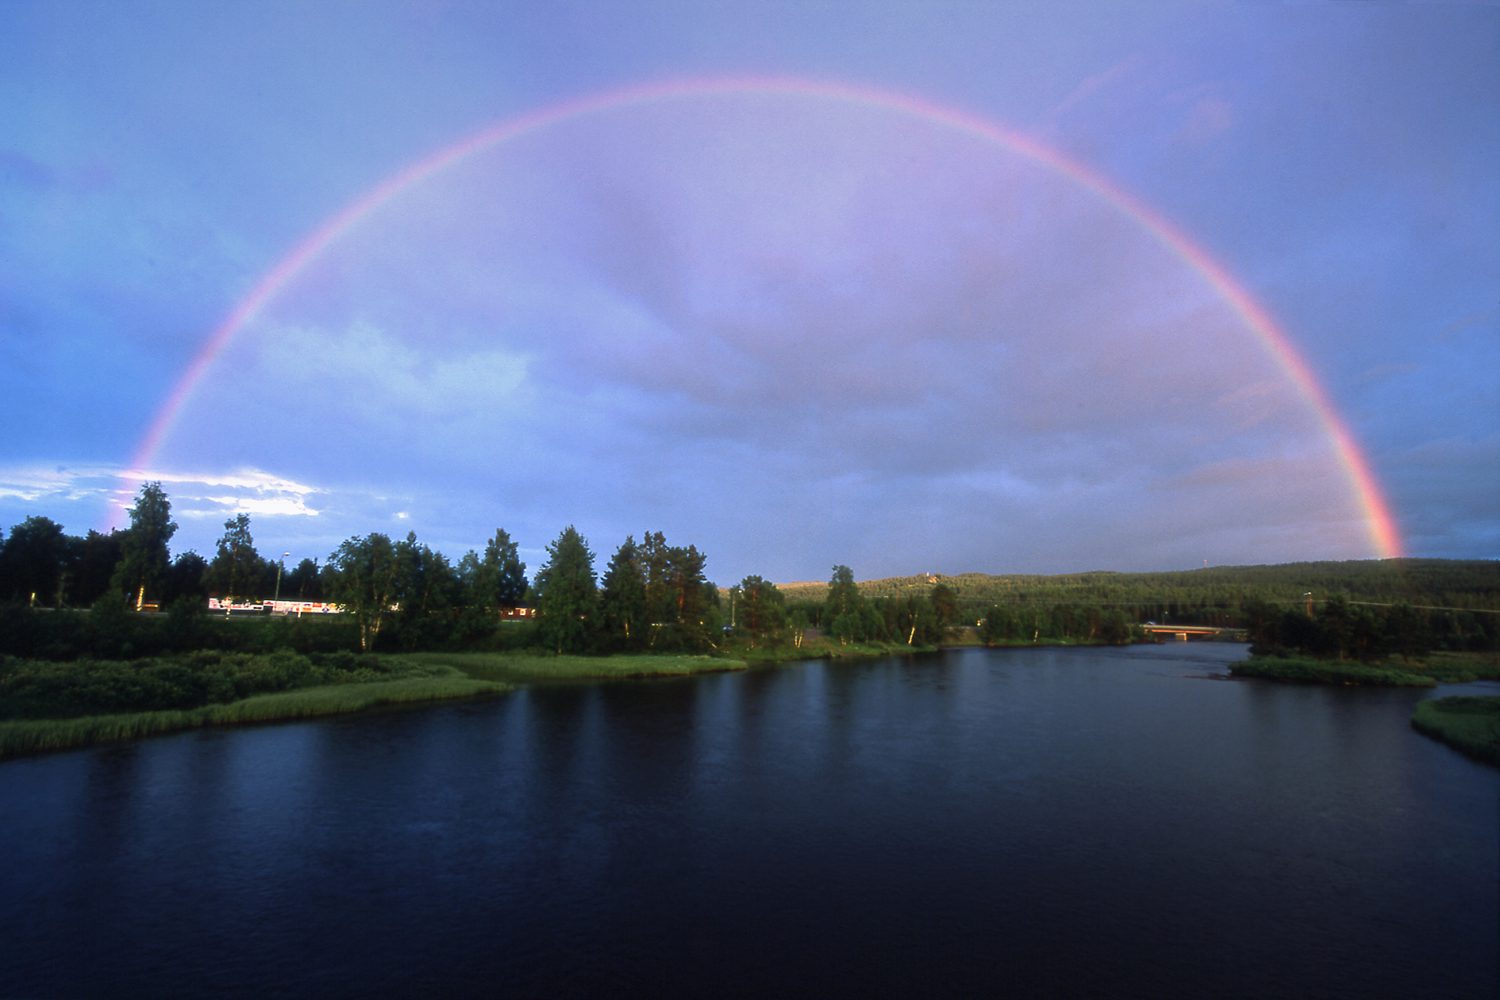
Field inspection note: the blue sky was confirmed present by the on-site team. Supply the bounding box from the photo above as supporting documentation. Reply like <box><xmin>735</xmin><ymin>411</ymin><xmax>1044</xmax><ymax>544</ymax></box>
<box><xmin>2</xmin><ymin>0</ymin><xmax>1496</xmax><ymax>584</ymax></box>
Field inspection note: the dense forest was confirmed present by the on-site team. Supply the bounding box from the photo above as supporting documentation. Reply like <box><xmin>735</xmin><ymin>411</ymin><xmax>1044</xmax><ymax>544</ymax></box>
<box><xmin>1</xmin><ymin>482</ymin><xmax>1496</xmax><ymax>660</ymax></box>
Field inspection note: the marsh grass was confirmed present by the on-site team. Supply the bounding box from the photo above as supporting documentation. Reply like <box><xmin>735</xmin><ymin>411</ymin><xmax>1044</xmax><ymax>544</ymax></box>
<box><xmin>407</xmin><ymin>651</ymin><xmax>747</xmax><ymax>684</ymax></box>
<box><xmin>1411</xmin><ymin>696</ymin><xmax>1500</xmax><ymax>767</ymax></box>
<box><xmin>0</xmin><ymin>670</ymin><xmax>510</xmax><ymax>759</ymax></box>
<box><xmin>1232</xmin><ymin>656</ymin><xmax>1436</xmax><ymax>687</ymax></box>
<box><xmin>1234</xmin><ymin>651</ymin><xmax>1500</xmax><ymax>687</ymax></box>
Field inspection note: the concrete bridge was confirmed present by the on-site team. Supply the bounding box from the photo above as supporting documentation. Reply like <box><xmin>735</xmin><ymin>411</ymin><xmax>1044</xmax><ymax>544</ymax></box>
<box><xmin>1140</xmin><ymin>624</ymin><xmax>1248</xmax><ymax>642</ymax></box>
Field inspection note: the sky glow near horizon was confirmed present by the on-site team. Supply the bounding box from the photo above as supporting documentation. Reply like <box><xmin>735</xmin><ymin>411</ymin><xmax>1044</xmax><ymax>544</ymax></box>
<box><xmin>2</xmin><ymin>2</ymin><xmax>1496</xmax><ymax>583</ymax></box>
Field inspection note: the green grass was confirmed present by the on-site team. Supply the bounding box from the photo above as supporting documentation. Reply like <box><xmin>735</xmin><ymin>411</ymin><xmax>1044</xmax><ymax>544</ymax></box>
<box><xmin>0</xmin><ymin>650</ymin><xmax>742</xmax><ymax>760</ymax></box>
<box><xmin>405</xmin><ymin>651</ymin><xmax>748</xmax><ymax>684</ymax></box>
<box><xmin>1408</xmin><ymin>650</ymin><xmax>1500</xmax><ymax>683</ymax></box>
<box><xmin>1232</xmin><ymin>655</ymin><xmax>1436</xmax><ymax>686</ymax></box>
<box><xmin>1411</xmin><ymin>696</ymin><xmax>1500</xmax><ymax>767</ymax></box>
<box><xmin>0</xmin><ymin>668</ymin><xmax>510</xmax><ymax>760</ymax></box>
<box><xmin>1233</xmin><ymin>651</ymin><xmax>1500</xmax><ymax>687</ymax></box>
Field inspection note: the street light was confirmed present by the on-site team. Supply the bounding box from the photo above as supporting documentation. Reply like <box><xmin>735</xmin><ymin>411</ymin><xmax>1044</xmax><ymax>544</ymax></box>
<box><xmin>274</xmin><ymin>552</ymin><xmax>291</xmax><ymax>604</ymax></box>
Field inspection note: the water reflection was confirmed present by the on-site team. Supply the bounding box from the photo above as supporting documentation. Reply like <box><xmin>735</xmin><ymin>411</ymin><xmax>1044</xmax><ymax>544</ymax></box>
<box><xmin>0</xmin><ymin>645</ymin><xmax>1494</xmax><ymax>999</ymax></box>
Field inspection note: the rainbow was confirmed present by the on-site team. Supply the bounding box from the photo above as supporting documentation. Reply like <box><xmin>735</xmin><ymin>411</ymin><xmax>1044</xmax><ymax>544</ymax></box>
<box><xmin>125</xmin><ymin>75</ymin><xmax>1403</xmax><ymax>558</ymax></box>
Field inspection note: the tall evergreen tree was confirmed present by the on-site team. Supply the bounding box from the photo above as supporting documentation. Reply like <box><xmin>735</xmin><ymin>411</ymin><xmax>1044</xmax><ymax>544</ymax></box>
<box><xmin>598</xmin><ymin>535</ymin><xmax>648</xmax><ymax>651</ymax></box>
<box><xmin>468</xmin><ymin>528</ymin><xmax>527</xmax><ymax>610</ymax></box>
<box><xmin>534</xmin><ymin>525</ymin><xmax>597</xmax><ymax>654</ymax></box>
<box><xmin>488</xmin><ymin>528</ymin><xmax>528</xmax><ymax>608</ymax></box>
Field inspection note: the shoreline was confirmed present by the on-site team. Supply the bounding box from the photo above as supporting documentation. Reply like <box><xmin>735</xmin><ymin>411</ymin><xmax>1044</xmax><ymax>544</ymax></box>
<box><xmin>1231</xmin><ymin>651</ymin><xmax>1500</xmax><ymax>688</ymax></box>
<box><xmin>1411</xmin><ymin>696</ymin><xmax>1500</xmax><ymax>767</ymax></box>
<box><xmin>0</xmin><ymin>672</ymin><xmax>512</xmax><ymax>761</ymax></box>
<box><xmin>0</xmin><ymin>652</ymin><xmax>746</xmax><ymax>762</ymax></box>
<box><xmin>11</xmin><ymin>639</ymin><xmax>1485</xmax><ymax>762</ymax></box>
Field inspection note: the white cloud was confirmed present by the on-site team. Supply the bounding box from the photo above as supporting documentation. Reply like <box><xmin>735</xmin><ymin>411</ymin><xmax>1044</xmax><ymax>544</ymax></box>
<box><xmin>0</xmin><ymin>462</ymin><xmax>324</xmax><ymax>533</ymax></box>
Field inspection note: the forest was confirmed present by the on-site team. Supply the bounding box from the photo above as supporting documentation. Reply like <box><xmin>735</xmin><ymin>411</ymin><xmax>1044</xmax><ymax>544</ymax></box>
<box><xmin>1</xmin><ymin>482</ymin><xmax>1497</xmax><ymax>662</ymax></box>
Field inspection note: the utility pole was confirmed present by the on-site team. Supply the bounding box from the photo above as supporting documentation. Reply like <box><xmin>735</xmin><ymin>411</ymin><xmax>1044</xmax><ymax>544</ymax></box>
<box><xmin>274</xmin><ymin>552</ymin><xmax>291</xmax><ymax>603</ymax></box>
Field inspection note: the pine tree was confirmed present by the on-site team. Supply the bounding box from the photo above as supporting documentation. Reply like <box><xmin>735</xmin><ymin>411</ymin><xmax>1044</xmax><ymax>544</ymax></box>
<box><xmin>534</xmin><ymin>526</ymin><xmax>597</xmax><ymax>654</ymax></box>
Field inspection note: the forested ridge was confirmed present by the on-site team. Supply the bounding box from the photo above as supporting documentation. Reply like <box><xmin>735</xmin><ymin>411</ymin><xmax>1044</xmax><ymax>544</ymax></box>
<box><xmin>1</xmin><ymin>482</ymin><xmax>1496</xmax><ymax>660</ymax></box>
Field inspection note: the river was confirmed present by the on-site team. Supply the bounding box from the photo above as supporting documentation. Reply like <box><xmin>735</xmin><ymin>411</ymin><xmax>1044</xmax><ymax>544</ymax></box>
<box><xmin>1</xmin><ymin>643</ymin><xmax>1495</xmax><ymax>998</ymax></box>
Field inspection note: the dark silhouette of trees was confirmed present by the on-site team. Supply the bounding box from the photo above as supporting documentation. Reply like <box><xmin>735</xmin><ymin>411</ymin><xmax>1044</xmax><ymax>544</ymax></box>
<box><xmin>111</xmin><ymin>482</ymin><xmax>177</xmax><ymax>608</ymax></box>
<box><xmin>0</xmin><ymin>516</ymin><xmax>67</xmax><ymax>605</ymax></box>
<box><xmin>206</xmin><ymin>513</ymin><xmax>264</xmax><ymax>600</ymax></box>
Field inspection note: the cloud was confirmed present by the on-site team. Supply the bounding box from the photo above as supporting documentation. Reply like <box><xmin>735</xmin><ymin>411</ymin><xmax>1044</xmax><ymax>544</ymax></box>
<box><xmin>1044</xmin><ymin>55</ymin><xmax>1147</xmax><ymax>123</ymax></box>
<box><xmin>94</xmin><ymin>95</ymin><xmax>1387</xmax><ymax>579</ymax></box>
<box><xmin>0</xmin><ymin>462</ymin><xmax>324</xmax><ymax>534</ymax></box>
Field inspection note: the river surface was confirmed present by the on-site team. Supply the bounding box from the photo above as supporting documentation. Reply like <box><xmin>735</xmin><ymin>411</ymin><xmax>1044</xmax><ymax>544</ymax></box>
<box><xmin>2</xmin><ymin>644</ymin><xmax>1496</xmax><ymax>998</ymax></box>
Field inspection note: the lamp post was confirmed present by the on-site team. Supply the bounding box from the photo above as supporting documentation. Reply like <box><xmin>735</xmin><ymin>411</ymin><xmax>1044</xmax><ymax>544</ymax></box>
<box><xmin>274</xmin><ymin>552</ymin><xmax>291</xmax><ymax>604</ymax></box>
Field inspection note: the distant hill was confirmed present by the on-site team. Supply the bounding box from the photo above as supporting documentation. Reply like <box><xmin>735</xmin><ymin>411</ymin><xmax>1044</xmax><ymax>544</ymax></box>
<box><xmin>775</xmin><ymin>559</ymin><xmax>1500</xmax><ymax>616</ymax></box>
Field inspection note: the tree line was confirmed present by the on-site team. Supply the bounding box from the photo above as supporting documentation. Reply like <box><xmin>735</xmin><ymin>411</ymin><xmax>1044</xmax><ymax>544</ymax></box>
<box><xmin>3</xmin><ymin>482</ymin><xmax>1495</xmax><ymax>659</ymax></box>
<box><xmin>1243</xmin><ymin>595</ymin><xmax>1497</xmax><ymax>661</ymax></box>
<box><xmin>0</xmin><ymin>483</ymin><xmax>739</xmax><ymax>656</ymax></box>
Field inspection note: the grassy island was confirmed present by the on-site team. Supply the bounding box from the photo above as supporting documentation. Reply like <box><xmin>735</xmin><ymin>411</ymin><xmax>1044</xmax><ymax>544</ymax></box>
<box><xmin>1231</xmin><ymin>651</ymin><xmax>1500</xmax><ymax>688</ymax></box>
<box><xmin>1411</xmin><ymin>696</ymin><xmax>1500</xmax><ymax>767</ymax></box>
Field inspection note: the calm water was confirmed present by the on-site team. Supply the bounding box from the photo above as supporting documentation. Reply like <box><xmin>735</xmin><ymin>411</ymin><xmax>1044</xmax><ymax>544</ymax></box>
<box><xmin>2</xmin><ymin>644</ymin><xmax>1496</xmax><ymax>999</ymax></box>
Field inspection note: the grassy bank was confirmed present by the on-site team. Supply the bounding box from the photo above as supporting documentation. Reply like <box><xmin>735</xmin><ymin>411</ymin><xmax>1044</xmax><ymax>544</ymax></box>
<box><xmin>1411</xmin><ymin>696</ymin><xmax>1500</xmax><ymax>767</ymax></box>
<box><xmin>0</xmin><ymin>669</ymin><xmax>510</xmax><ymax>760</ymax></box>
<box><xmin>1232</xmin><ymin>656</ymin><xmax>1436</xmax><ymax>687</ymax></box>
<box><xmin>1232</xmin><ymin>650</ymin><xmax>1500</xmax><ymax>687</ymax></box>
<box><xmin>408</xmin><ymin>651</ymin><xmax>747</xmax><ymax>684</ymax></box>
<box><xmin>723</xmin><ymin>636</ymin><xmax>942</xmax><ymax>664</ymax></box>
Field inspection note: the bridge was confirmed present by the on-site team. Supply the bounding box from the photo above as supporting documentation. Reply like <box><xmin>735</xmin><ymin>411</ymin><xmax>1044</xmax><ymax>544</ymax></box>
<box><xmin>1140</xmin><ymin>623</ymin><xmax>1248</xmax><ymax>642</ymax></box>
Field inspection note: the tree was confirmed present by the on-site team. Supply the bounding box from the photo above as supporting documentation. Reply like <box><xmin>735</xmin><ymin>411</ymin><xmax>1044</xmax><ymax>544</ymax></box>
<box><xmin>67</xmin><ymin>529</ymin><xmax>124</xmax><ymax>607</ymax></box>
<box><xmin>930</xmin><ymin>581</ymin><xmax>959</xmax><ymax>629</ymax></box>
<box><xmin>0</xmin><ymin>516</ymin><xmax>68</xmax><ymax>605</ymax></box>
<box><xmin>166</xmin><ymin>551</ymin><xmax>210</xmax><ymax>605</ymax></box>
<box><xmin>735</xmin><ymin>575</ymin><xmax>787</xmax><ymax>648</ymax></box>
<box><xmin>206</xmin><ymin>513</ymin><xmax>263</xmax><ymax>600</ymax></box>
<box><xmin>825</xmin><ymin>565</ymin><xmax>865</xmax><ymax>644</ymax></box>
<box><xmin>980</xmin><ymin>604</ymin><xmax>1021</xmax><ymax>645</ymax></box>
<box><xmin>485</xmin><ymin>529</ymin><xmax>528</xmax><ymax>609</ymax></box>
<box><xmin>598</xmin><ymin>535</ymin><xmax>648</xmax><ymax>651</ymax></box>
<box><xmin>534</xmin><ymin>525</ymin><xmax>597</xmax><ymax>655</ymax></box>
<box><xmin>387</xmin><ymin>532</ymin><xmax>460</xmax><ymax>650</ymax></box>
<box><xmin>112</xmin><ymin>482</ymin><xmax>177</xmax><ymax>608</ymax></box>
<box><xmin>323</xmin><ymin>533</ymin><xmax>400</xmax><ymax>651</ymax></box>
<box><xmin>283</xmin><ymin>558</ymin><xmax>322</xmax><ymax>600</ymax></box>
<box><xmin>638</xmin><ymin>531</ymin><xmax>716</xmax><ymax>651</ymax></box>
<box><xmin>464</xmin><ymin>528</ymin><xmax>528</xmax><ymax>612</ymax></box>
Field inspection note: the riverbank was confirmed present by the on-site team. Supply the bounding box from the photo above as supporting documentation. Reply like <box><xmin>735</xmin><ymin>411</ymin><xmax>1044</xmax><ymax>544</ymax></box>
<box><xmin>1411</xmin><ymin>696</ymin><xmax>1500</xmax><ymax>767</ymax></box>
<box><xmin>0</xmin><ymin>651</ymin><xmax>746</xmax><ymax>760</ymax></box>
<box><xmin>1231</xmin><ymin>651</ymin><xmax>1499</xmax><ymax>687</ymax></box>
<box><xmin>407</xmin><ymin>651</ymin><xmax>748</xmax><ymax>683</ymax></box>
<box><xmin>0</xmin><ymin>668</ymin><xmax>511</xmax><ymax>760</ymax></box>
<box><xmin>725</xmin><ymin>638</ymin><xmax>940</xmax><ymax>664</ymax></box>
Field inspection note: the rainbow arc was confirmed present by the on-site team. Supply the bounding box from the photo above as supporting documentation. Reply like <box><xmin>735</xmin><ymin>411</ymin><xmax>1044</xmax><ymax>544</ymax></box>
<box><xmin>124</xmin><ymin>75</ymin><xmax>1402</xmax><ymax>559</ymax></box>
